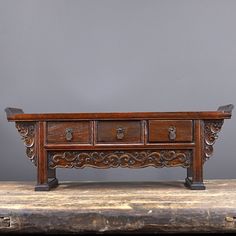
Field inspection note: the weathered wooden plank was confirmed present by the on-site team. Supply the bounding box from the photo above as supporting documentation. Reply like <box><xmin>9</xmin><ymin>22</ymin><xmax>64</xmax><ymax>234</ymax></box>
<box><xmin>0</xmin><ymin>180</ymin><xmax>236</xmax><ymax>233</ymax></box>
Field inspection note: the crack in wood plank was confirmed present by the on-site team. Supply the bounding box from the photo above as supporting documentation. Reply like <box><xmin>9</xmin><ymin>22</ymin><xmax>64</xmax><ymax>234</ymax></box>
<box><xmin>0</xmin><ymin>180</ymin><xmax>236</xmax><ymax>233</ymax></box>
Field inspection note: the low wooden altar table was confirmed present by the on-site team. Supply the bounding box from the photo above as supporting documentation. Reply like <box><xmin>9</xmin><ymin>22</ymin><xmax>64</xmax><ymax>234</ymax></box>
<box><xmin>5</xmin><ymin>104</ymin><xmax>233</xmax><ymax>190</ymax></box>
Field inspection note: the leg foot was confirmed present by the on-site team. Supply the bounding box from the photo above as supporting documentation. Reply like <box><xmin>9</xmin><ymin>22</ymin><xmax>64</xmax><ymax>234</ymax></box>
<box><xmin>185</xmin><ymin>177</ymin><xmax>205</xmax><ymax>190</ymax></box>
<box><xmin>35</xmin><ymin>178</ymin><xmax>59</xmax><ymax>191</ymax></box>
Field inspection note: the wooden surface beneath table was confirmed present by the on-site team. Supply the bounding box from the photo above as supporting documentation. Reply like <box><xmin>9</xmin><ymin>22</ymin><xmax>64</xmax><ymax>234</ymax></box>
<box><xmin>0</xmin><ymin>180</ymin><xmax>236</xmax><ymax>234</ymax></box>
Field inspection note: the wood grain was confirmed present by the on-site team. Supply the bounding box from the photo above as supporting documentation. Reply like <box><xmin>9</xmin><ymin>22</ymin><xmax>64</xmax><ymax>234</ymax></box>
<box><xmin>0</xmin><ymin>180</ymin><xmax>236</xmax><ymax>233</ymax></box>
<box><xmin>47</xmin><ymin>121</ymin><xmax>92</xmax><ymax>144</ymax></box>
<box><xmin>6</xmin><ymin>111</ymin><xmax>232</xmax><ymax>121</ymax></box>
<box><xmin>4</xmin><ymin>105</ymin><xmax>234</xmax><ymax>191</ymax></box>
<box><xmin>96</xmin><ymin>121</ymin><xmax>143</xmax><ymax>144</ymax></box>
<box><xmin>148</xmin><ymin>120</ymin><xmax>193</xmax><ymax>142</ymax></box>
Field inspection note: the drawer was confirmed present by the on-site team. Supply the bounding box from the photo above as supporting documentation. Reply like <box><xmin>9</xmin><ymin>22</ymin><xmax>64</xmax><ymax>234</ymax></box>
<box><xmin>96</xmin><ymin>121</ymin><xmax>143</xmax><ymax>144</ymax></box>
<box><xmin>148</xmin><ymin>120</ymin><xmax>193</xmax><ymax>142</ymax></box>
<box><xmin>47</xmin><ymin>121</ymin><xmax>91</xmax><ymax>144</ymax></box>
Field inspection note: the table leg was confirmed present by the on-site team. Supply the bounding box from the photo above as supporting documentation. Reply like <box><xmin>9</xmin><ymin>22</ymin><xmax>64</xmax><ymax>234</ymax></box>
<box><xmin>185</xmin><ymin>120</ymin><xmax>205</xmax><ymax>190</ymax></box>
<box><xmin>35</xmin><ymin>122</ymin><xmax>58</xmax><ymax>191</ymax></box>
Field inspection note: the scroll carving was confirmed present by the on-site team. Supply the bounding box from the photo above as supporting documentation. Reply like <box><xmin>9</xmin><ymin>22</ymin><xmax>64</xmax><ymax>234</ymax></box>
<box><xmin>204</xmin><ymin>120</ymin><xmax>224</xmax><ymax>161</ymax></box>
<box><xmin>15</xmin><ymin>122</ymin><xmax>37</xmax><ymax>165</ymax></box>
<box><xmin>48</xmin><ymin>150</ymin><xmax>192</xmax><ymax>169</ymax></box>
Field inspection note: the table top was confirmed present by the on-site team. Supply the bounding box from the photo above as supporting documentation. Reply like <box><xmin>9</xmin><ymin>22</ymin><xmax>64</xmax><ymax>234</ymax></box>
<box><xmin>5</xmin><ymin>105</ymin><xmax>234</xmax><ymax>121</ymax></box>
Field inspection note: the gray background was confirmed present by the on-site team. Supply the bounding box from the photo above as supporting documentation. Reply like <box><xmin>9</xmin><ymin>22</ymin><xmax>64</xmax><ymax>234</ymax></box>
<box><xmin>0</xmin><ymin>0</ymin><xmax>235</xmax><ymax>182</ymax></box>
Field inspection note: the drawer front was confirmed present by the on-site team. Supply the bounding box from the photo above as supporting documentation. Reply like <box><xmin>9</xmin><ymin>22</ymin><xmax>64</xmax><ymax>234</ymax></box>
<box><xmin>96</xmin><ymin>121</ymin><xmax>143</xmax><ymax>144</ymax></box>
<box><xmin>148</xmin><ymin>120</ymin><xmax>193</xmax><ymax>142</ymax></box>
<box><xmin>47</xmin><ymin>121</ymin><xmax>91</xmax><ymax>144</ymax></box>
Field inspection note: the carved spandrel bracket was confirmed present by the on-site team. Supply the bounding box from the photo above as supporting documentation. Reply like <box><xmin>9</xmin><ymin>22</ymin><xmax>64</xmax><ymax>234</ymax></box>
<box><xmin>204</xmin><ymin>120</ymin><xmax>224</xmax><ymax>161</ymax></box>
<box><xmin>15</xmin><ymin>122</ymin><xmax>37</xmax><ymax>166</ymax></box>
<box><xmin>48</xmin><ymin>150</ymin><xmax>192</xmax><ymax>169</ymax></box>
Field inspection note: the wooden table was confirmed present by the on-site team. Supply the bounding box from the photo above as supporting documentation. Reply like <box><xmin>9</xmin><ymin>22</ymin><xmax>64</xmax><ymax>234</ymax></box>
<box><xmin>0</xmin><ymin>180</ymin><xmax>236</xmax><ymax>234</ymax></box>
<box><xmin>5</xmin><ymin>105</ymin><xmax>233</xmax><ymax>191</ymax></box>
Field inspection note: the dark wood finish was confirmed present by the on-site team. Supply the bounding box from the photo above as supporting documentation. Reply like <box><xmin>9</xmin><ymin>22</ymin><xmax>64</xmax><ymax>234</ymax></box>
<box><xmin>148</xmin><ymin>120</ymin><xmax>193</xmax><ymax>142</ymax></box>
<box><xmin>35</xmin><ymin>122</ymin><xmax>58</xmax><ymax>191</ymax></box>
<box><xmin>5</xmin><ymin>105</ymin><xmax>233</xmax><ymax>191</ymax></box>
<box><xmin>5</xmin><ymin>111</ymin><xmax>232</xmax><ymax>121</ymax></box>
<box><xmin>44</xmin><ymin>143</ymin><xmax>196</xmax><ymax>150</ymax></box>
<box><xmin>47</xmin><ymin>121</ymin><xmax>91</xmax><ymax>144</ymax></box>
<box><xmin>15</xmin><ymin>122</ymin><xmax>37</xmax><ymax>165</ymax></box>
<box><xmin>185</xmin><ymin>120</ymin><xmax>205</xmax><ymax>190</ymax></box>
<box><xmin>47</xmin><ymin>167</ymin><xmax>56</xmax><ymax>179</ymax></box>
<box><xmin>1</xmin><ymin>180</ymin><xmax>236</xmax><ymax>234</ymax></box>
<box><xmin>203</xmin><ymin>120</ymin><xmax>224</xmax><ymax>161</ymax></box>
<box><xmin>96</xmin><ymin>120</ymin><xmax>143</xmax><ymax>144</ymax></box>
<box><xmin>48</xmin><ymin>150</ymin><xmax>191</xmax><ymax>169</ymax></box>
<box><xmin>36</xmin><ymin>122</ymin><xmax>48</xmax><ymax>186</ymax></box>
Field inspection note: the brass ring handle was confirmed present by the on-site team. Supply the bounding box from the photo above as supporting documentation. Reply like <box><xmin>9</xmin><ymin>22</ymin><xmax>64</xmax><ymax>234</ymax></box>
<box><xmin>65</xmin><ymin>128</ymin><xmax>73</xmax><ymax>141</ymax></box>
<box><xmin>116</xmin><ymin>127</ymin><xmax>125</xmax><ymax>140</ymax></box>
<box><xmin>168</xmin><ymin>126</ymin><xmax>176</xmax><ymax>141</ymax></box>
